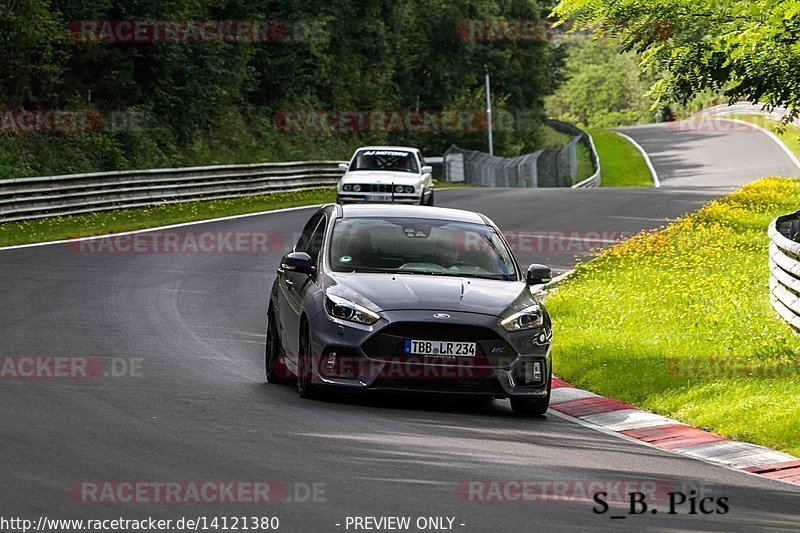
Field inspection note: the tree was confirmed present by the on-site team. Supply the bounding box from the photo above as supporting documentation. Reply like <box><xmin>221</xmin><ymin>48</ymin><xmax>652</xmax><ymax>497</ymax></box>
<box><xmin>552</xmin><ymin>0</ymin><xmax>800</xmax><ymax>125</ymax></box>
<box><xmin>546</xmin><ymin>38</ymin><xmax>657</xmax><ymax>127</ymax></box>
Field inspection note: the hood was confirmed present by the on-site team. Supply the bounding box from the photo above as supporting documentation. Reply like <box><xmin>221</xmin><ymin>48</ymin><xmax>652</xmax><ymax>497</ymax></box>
<box><xmin>341</xmin><ymin>171</ymin><xmax>421</xmax><ymax>184</ymax></box>
<box><xmin>326</xmin><ymin>272</ymin><xmax>536</xmax><ymax>317</ymax></box>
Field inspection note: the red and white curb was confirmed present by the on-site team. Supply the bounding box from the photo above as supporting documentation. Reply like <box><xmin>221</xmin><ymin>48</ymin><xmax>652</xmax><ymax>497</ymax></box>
<box><xmin>549</xmin><ymin>377</ymin><xmax>800</xmax><ymax>486</ymax></box>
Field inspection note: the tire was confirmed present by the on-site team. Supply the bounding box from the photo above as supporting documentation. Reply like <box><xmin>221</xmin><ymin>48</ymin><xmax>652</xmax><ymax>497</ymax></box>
<box><xmin>426</xmin><ymin>190</ymin><xmax>435</xmax><ymax>206</ymax></box>
<box><xmin>510</xmin><ymin>393</ymin><xmax>550</xmax><ymax>417</ymax></box>
<box><xmin>296</xmin><ymin>321</ymin><xmax>318</xmax><ymax>399</ymax></box>
<box><xmin>265</xmin><ymin>306</ymin><xmax>288</xmax><ymax>384</ymax></box>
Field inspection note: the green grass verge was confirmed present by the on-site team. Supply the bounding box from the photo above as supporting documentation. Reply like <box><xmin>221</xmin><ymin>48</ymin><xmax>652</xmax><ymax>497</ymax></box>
<box><xmin>0</xmin><ymin>188</ymin><xmax>337</xmax><ymax>247</ymax></box>
<box><xmin>586</xmin><ymin>128</ymin><xmax>653</xmax><ymax>187</ymax></box>
<box><xmin>432</xmin><ymin>180</ymin><xmax>475</xmax><ymax>189</ymax></box>
<box><xmin>546</xmin><ymin>177</ymin><xmax>800</xmax><ymax>456</ymax></box>
<box><xmin>0</xmin><ymin>182</ymin><xmax>472</xmax><ymax>247</ymax></box>
<box><xmin>726</xmin><ymin>114</ymin><xmax>800</xmax><ymax>160</ymax></box>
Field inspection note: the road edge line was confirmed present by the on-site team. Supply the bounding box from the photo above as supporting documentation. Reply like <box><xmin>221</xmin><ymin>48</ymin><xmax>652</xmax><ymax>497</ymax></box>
<box><xmin>0</xmin><ymin>189</ymin><xmax>468</xmax><ymax>253</ymax></box>
<box><xmin>0</xmin><ymin>203</ymin><xmax>325</xmax><ymax>252</ymax></box>
<box><xmin>614</xmin><ymin>131</ymin><xmax>660</xmax><ymax>187</ymax></box>
<box><xmin>713</xmin><ymin>118</ymin><xmax>800</xmax><ymax>172</ymax></box>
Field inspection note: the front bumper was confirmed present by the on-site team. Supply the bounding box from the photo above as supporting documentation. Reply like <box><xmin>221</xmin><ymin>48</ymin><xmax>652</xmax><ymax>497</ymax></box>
<box><xmin>306</xmin><ymin>309</ymin><xmax>552</xmax><ymax>398</ymax></box>
<box><xmin>337</xmin><ymin>192</ymin><xmax>421</xmax><ymax>204</ymax></box>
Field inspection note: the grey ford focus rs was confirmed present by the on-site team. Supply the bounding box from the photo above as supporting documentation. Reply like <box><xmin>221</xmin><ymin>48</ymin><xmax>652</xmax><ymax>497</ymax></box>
<box><xmin>265</xmin><ymin>203</ymin><xmax>554</xmax><ymax>415</ymax></box>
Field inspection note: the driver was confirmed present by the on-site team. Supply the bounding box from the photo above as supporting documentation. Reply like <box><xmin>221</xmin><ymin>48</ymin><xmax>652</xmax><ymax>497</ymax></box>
<box><xmin>434</xmin><ymin>238</ymin><xmax>459</xmax><ymax>268</ymax></box>
<box><xmin>337</xmin><ymin>226</ymin><xmax>374</xmax><ymax>267</ymax></box>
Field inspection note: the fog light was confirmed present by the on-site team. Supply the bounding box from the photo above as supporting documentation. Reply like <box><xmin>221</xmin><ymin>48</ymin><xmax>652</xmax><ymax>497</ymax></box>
<box><xmin>320</xmin><ymin>348</ymin><xmax>361</xmax><ymax>379</ymax></box>
<box><xmin>514</xmin><ymin>360</ymin><xmax>544</xmax><ymax>386</ymax></box>
<box><xmin>326</xmin><ymin>352</ymin><xmax>337</xmax><ymax>373</ymax></box>
<box><xmin>528</xmin><ymin>361</ymin><xmax>542</xmax><ymax>383</ymax></box>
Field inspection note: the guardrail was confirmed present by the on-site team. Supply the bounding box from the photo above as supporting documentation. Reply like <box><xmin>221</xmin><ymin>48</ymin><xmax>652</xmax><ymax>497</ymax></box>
<box><xmin>769</xmin><ymin>212</ymin><xmax>800</xmax><ymax>330</ymax></box>
<box><xmin>687</xmin><ymin>102</ymin><xmax>800</xmax><ymax>126</ymax></box>
<box><xmin>0</xmin><ymin>161</ymin><xmax>346</xmax><ymax>223</ymax></box>
<box><xmin>544</xmin><ymin>120</ymin><xmax>600</xmax><ymax>188</ymax></box>
<box><xmin>571</xmin><ymin>129</ymin><xmax>601</xmax><ymax>188</ymax></box>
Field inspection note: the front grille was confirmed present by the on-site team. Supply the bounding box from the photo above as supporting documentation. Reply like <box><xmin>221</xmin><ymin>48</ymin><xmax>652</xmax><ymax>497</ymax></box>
<box><xmin>348</xmin><ymin>184</ymin><xmax>394</xmax><ymax>193</ymax></box>
<box><xmin>361</xmin><ymin>322</ymin><xmax>516</xmax><ymax>367</ymax></box>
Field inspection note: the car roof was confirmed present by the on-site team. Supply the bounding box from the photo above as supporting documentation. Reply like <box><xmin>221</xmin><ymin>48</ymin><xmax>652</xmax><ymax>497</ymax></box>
<box><xmin>352</xmin><ymin>146</ymin><xmax>420</xmax><ymax>154</ymax></box>
<box><xmin>334</xmin><ymin>204</ymin><xmax>489</xmax><ymax>225</ymax></box>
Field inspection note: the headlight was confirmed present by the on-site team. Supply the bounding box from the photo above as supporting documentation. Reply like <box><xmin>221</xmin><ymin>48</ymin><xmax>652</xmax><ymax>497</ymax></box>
<box><xmin>325</xmin><ymin>294</ymin><xmax>380</xmax><ymax>325</ymax></box>
<box><xmin>352</xmin><ymin>184</ymin><xmax>361</xmax><ymax>192</ymax></box>
<box><xmin>405</xmin><ymin>186</ymin><xmax>415</xmax><ymax>193</ymax></box>
<box><xmin>500</xmin><ymin>304</ymin><xmax>543</xmax><ymax>332</ymax></box>
<box><xmin>342</xmin><ymin>184</ymin><xmax>352</xmax><ymax>191</ymax></box>
<box><xmin>395</xmin><ymin>185</ymin><xmax>405</xmax><ymax>193</ymax></box>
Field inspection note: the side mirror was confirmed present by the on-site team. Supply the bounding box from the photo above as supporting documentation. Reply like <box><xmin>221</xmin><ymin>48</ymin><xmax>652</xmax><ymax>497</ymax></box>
<box><xmin>282</xmin><ymin>252</ymin><xmax>314</xmax><ymax>275</ymax></box>
<box><xmin>421</xmin><ymin>165</ymin><xmax>433</xmax><ymax>175</ymax></box>
<box><xmin>526</xmin><ymin>264</ymin><xmax>552</xmax><ymax>286</ymax></box>
<box><xmin>338</xmin><ymin>163</ymin><xmax>349</xmax><ymax>172</ymax></box>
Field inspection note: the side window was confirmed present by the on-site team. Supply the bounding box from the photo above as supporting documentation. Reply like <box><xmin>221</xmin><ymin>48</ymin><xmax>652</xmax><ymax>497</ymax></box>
<box><xmin>305</xmin><ymin>217</ymin><xmax>326</xmax><ymax>265</ymax></box>
<box><xmin>294</xmin><ymin>213</ymin><xmax>323</xmax><ymax>252</ymax></box>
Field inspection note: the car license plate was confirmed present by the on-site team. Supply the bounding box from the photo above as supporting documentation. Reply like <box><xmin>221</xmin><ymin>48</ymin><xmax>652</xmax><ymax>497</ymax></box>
<box><xmin>365</xmin><ymin>194</ymin><xmax>392</xmax><ymax>202</ymax></box>
<box><xmin>404</xmin><ymin>339</ymin><xmax>476</xmax><ymax>357</ymax></box>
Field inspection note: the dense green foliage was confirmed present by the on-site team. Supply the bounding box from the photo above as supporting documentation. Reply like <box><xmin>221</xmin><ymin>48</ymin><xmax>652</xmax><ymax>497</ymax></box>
<box><xmin>553</xmin><ymin>0</ymin><xmax>800</xmax><ymax>124</ymax></box>
<box><xmin>1</xmin><ymin>0</ymin><xmax>561</xmax><ymax>178</ymax></box>
<box><xmin>546</xmin><ymin>38</ymin><xmax>658</xmax><ymax>127</ymax></box>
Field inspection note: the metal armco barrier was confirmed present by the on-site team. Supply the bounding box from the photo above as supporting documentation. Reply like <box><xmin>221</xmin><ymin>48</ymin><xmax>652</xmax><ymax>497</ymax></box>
<box><xmin>0</xmin><ymin>161</ymin><xmax>346</xmax><ymax>223</ymax></box>
<box><xmin>688</xmin><ymin>102</ymin><xmax>800</xmax><ymax>126</ymax></box>
<box><xmin>769</xmin><ymin>212</ymin><xmax>800</xmax><ymax>330</ymax></box>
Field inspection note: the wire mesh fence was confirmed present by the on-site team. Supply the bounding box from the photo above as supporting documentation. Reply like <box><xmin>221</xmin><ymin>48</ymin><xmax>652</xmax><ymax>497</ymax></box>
<box><xmin>441</xmin><ymin>120</ymin><xmax>598</xmax><ymax>188</ymax></box>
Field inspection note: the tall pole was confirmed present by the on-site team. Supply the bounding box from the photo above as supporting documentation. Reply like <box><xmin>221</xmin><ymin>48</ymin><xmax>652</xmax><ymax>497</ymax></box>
<box><xmin>485</xmin><ymin>66</ymin><xmax>493</xmax><ymax>156</ymax></box>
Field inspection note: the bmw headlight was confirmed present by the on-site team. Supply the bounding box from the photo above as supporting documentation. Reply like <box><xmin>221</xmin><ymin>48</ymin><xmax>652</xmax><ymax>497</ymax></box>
<box><xmin>342</xmin><ymin>184</ymin><xmax>352</xmax><ymax>191</ymax></box>
<box><xmin>500</xmin><ymin>304</ymin><xmax>543</xmax><ymax>332</ymax></box>
<box><xmin>325</xmin><ymin>294</ymin><xmax>380</xmax><ymax>325</ymax></box>
<box><xmin>352</xmin><ymin>184</ymin><xmax>362</xmax><ymax>192</ymax></box>
<box><xmin>395</xmin><ymin>185</ymin><xmax>404</xmax><ymax>193</ymax></box>
<box><xmin>405</xmin><ymin>186</ymin><xmax>415</xmax><ymax>193</ymax></box>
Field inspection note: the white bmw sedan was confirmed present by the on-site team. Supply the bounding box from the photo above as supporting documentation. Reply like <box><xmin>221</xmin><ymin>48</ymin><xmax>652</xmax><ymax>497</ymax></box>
<box><xmin>336</xmin><ymin>146</ymin><xmax>434</xmax><ymax>206</ymax></box>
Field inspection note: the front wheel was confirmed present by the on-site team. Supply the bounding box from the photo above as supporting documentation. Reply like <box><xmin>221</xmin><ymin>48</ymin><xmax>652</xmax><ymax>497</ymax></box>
<box><xmin>296</xmin><ymin>323</ymin><xmax>319</xmax><ymax>399</ymax></box>
<box><xmin>424</xmin><ymin>190</ymin><xmax>434</xmax><ymax>206</ymax></box>
<box><xmin>510</xmin><ymin>394</ymin><xmax>550</xmax><ymax>416</ymax></box>
<box><xmin>265</xmin><ymin>306</ymin><xmax>288</xmax><ymax>384</ymax></box>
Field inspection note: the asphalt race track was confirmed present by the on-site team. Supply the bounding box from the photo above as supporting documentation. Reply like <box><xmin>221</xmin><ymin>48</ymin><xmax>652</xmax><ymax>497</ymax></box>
<box><xmin>2</xmin><ymin>121</ymin><xmax>799</xmax><ymax>532</ymax></box>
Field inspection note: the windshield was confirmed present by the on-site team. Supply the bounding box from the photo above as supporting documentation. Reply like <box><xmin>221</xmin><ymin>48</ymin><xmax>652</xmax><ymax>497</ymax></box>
<box><xmin>349</xmin><ymin>150</ymin><xmax>418</xmax><ymax>173</ymax></box>
<box><xmin>329</xmin><ymin>217</ymin><xmax>518</xmax><ymax>281</ymax></box>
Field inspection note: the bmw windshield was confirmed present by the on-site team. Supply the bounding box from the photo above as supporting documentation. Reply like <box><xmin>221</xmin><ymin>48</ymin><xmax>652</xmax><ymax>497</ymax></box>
<box><xmin>349</xmin><ymin>150</ymin><xmax>419</xmax><ymax>173</ymax></box>
<box><xmin>329</xmin><ymin>217</ymin><xmax>519</xmax><ymax>281</ymax></box>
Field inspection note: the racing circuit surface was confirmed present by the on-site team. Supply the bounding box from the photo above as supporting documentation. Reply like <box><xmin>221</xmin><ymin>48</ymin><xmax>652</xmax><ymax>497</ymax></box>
<box><xmin>2</xmin><ymin>121</ymin><xmax>799</xmax><ymax>531</ymax></box>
